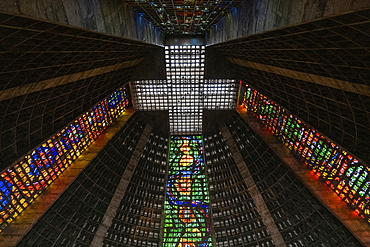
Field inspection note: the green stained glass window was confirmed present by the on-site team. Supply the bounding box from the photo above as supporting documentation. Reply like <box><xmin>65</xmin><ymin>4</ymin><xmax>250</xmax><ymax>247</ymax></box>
<box><xmin>164</xmin><ymin>136</ymin><xmax>212</xmax><ymax>246</ymax></box>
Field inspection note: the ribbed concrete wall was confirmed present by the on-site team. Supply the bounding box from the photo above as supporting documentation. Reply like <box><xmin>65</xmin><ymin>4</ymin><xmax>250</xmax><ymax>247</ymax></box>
<box><xmin>208</xmin><ymin>8</ymin><xmax>370</xmax><ymax>165</ymax></box>
<box><xmin>227</xmin><ymin>113</ymin><xmax>363</xmax><ymax>246</ymax></box>
<box><xmin>206</xmin><ymin>0</ymin><xmax>370</xmax><ymax>44</ymax></box>
<box><xmin>0</xmin><ymin>0</ymin><xmax>163</xmax><ymax>45</ymax></box>
<box><xmin>0</xmin><ymin>13</ymin><xmax>158</xmax><ymax>171</ymax></box>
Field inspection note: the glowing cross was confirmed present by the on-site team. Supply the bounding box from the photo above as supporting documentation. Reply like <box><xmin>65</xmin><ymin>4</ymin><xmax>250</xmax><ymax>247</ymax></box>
<box><xmin>131</xmin><ymin>45</ymin><xmax>237</xmax><ymax>135</ymax></box>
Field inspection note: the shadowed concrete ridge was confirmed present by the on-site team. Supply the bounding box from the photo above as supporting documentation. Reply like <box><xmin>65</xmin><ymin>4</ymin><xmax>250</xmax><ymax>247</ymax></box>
<box><xmin>90</xmin><ymin>124</ymin><xmax>153</xmax><ymax>247</ymax></box>
<box><xmin>220</xmin><ymin>125</ymin><xmax>287</xmax><ymax>247</ymax></box>
<box><xmin>0</xmin><ymin>60</ymin><xmax>143</xmax><ymax>101</ymax></box>
<box><xmin>228</xmin><ymin>58</ymin><xmax>370</xmax><ymax>97</ymax></box>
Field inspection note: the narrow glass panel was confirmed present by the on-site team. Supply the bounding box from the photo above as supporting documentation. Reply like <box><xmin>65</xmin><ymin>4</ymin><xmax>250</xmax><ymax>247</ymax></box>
<box><xmin>164</xmin><ymin>136</ymin><xmax>212</xmax><ymax>246</ymax></box>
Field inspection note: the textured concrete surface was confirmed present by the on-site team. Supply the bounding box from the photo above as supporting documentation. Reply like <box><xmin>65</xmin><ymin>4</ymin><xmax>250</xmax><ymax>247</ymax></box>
<box><xmin>0</xmin><ymin>0</ymin><xmax>164</xmax><ymax>45</ymax></box>
<box><xmin>207</xmin><ymin>0</ymin><xmax>370</xmax><ymax>44</ymax></box>
<box><xmin>0</xmin><ymin>59</ymin><xmax>143</xmax><ymax>101</ymax></box>
<box><xmin>228</xmin><ymin>58</ymin><xmax>370</xmax><ymax>97</ymax></box>
<box><xmin>237</xmin><ymin>107</ymin><xmax>370</xmax><ymax>247</ymax></box>
<box><xmin>0</xmin><ymin>110</ymin><xmax>135</xmax><ymax>247</ymax></box>
<box><xmin>90</xmin><ymin>124</ymin><xmax>153</xmax><ymax>247</ymax></box>
<box><xmin>221</xmin><ymin>125</ymin><xmax>287</xmax><ymax>247</ymax></box>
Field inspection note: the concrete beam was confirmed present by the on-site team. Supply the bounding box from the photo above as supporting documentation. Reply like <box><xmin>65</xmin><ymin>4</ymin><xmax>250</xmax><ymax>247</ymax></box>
<box><xmin>90</xmin><ymin>124</ymin><xmax>153</xmax><ymax>247</ymax></box>
<box><xmin>220</xmin><ymin>125</ymin><xmax>287</xmax><ymax>247</ymax></box>
<box><xmin>0</xmin><ymin>60</ymin><xmax>142</xmax><ymax>102</ymax></box>
<box><xmin>228</xmin><ymin>58</ymin><xmax>370</xmax><ymax>97</ymax></box>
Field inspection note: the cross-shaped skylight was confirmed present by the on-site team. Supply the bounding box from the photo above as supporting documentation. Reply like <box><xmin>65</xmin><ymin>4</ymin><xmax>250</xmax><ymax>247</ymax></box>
<box><xmin>131</xmin><ymin>45</ymin><xmax>237</xmax><ymax>135</ymax></box>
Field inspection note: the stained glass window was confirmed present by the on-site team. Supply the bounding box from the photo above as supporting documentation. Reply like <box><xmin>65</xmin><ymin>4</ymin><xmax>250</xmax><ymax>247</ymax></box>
<box><xmin>242</xmin><ymin>84</ymin><xmax>370</xmax><ymax>224</ymax></box>
<box><xmin>164</xmin><ymin>136</ymin><xmax>212</xmax><ymax>246</ymax></box>
<box><xmin>0</xmin><ymin>87</ymin><xmax>128</xmax><ymax>232</ymax></box>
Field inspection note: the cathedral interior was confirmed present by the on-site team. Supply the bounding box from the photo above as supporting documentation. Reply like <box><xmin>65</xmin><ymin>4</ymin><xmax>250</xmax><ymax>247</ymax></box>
<box><xmin>1</xmin><ymin>0</ymin><xmax>370</xmax><ymax>246</ymax></box>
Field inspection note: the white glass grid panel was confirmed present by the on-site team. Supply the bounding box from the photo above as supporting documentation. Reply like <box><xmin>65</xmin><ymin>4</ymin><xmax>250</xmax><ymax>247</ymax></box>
<box><xmin>166</xmin><ymin>45</ymin><xmax>205</xmax><ymax>135</ymax></box>
<box><xmin>131</xmin><ymin>47</ymin><xmax>238</xmax><ymax>135</ymax></box>
<box><xmin>203</xmin><ymin>79</ymin><xmax>238</xmax><ymax>110</ymax></box>
<box><xmin>131</xmin><ymin>80</ymin><xmax>169</xmax><ymax>111</ymax></box>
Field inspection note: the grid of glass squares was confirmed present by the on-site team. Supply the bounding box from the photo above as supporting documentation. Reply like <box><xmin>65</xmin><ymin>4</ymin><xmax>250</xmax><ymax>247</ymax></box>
<box><xmin>131</xmin><ymin>79</ymin><xmax>237</xmax><ymax>113</ymax></box>
<box><xmin>166</xmin><ymin>45</ymin><xmax>205</xmax><ymax>135</ymax></box>
<box><xmin>131</xmin><ymin>46</ymin><xmax>237</xmax><ymax>135</ymax></box>
<box><xmin>242</xmin><ymin>84</ymin><xmax>370</xmax><ymax>224</ymax></box>
<box><xmin>203</xmin><ymin>79</ymin><xmax>237</xmax><ymax>110</ymax></box>
<box><xmin>131</xmin><ymin>80</ymin><xmax>169</xmax><ymax>111</ymax></box>
<box><xmin>164</xmin><ymin>136</ymin><xmax>212</xmax><ymax>246</ymax></box>
<box><xmin>0</xmin><ymin>87</ymin><xmax>128</xmax><ymax>232</ymax></box>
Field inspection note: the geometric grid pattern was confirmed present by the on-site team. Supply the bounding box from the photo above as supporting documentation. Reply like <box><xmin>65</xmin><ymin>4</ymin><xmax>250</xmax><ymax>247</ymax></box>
<box><xmin>243</xmin><ymin>84</ymin><xmax>370</xmax><ymax>225</ymax></box>
<box><xmin>164</xmin><ymin>136</ymin><xmax>212</xmax><ymax>246</ymax></box>
<box><xmin>203</xmin><ymin>79</ymin><xmax>237</xmax><ymax>110</ymax></box>
<box><xmin>209</xmin><ymin>8</ymin><xmax>370</xmax><ymax>165</ymax></box>
<box><xmin>0</xmin><ymin>12</ymin><xmax>155</xmax><ymax>171</ymax></box>
<box><xmin>103</xmin><ymin>131</ymin><xmax>168</xmax><ymax>247</ymax></box>
<box><xmin>122</xmin><ymin>0</ymin><xmax>244</xmax><ymax>35</ymax></box>
<box><xmin>131</xmin><ymin>80</ymin><xmax>169</xmax><ymax>111</ymax></box>
<box><xmin>204</xmin><ymin>131</ymin><xmax>274</xmax><ymax>246</ymax></box>
<box><xmin>131</xmin><ymin>79</ymin><xmax>237</xmax><ymax>111</ymax></box>
<box><xmin>17</xmin><ymin>114</ymin><xmax>146</xmax><ymax>246</ymax></box>
<box><xmin>228</xmin><ymin>114</ymin><xmax>363</xmax><ymax>246</ymax></box>
<box><xmin>0</xmin><ymin>87</ymin><xmax>128</xmax><ymax>232</ymax></box>
<box><xmin>166</xmin><ymin>45</ymin><xmax>205</xmax><ymax>135</ymax></box>
<box><xmin>131</xmin><ymin>46</ymin><xmax>237</xmax><ymax>135</ymax></box>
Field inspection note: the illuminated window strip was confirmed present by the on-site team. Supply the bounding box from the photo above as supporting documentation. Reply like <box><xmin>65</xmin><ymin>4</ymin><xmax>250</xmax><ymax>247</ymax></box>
<box><xmin>242</xmin><ymin>85</ymin><xmax>370</xmax><ymax>224</ymax></box>
<box><xmin>131</xmin><ymin>79</ymin><xmax>237</xmax><ymax>112</ymax></box>
<box><xmin>0</xmin><ymin>87</ymin><xmax>128</xmax><ymax>232</ymax></box>
<box><xmin>164</xmin><ymin>136</ymin><xmax>212</xmax><ymax>246</ymax></box>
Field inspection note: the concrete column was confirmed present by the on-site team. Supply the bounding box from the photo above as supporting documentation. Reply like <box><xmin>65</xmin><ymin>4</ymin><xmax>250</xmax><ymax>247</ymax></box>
<box><xmin>90</xmin><ymin>124</ymin><xmax>153</xmax><ymax>247</ymax></box>
<box><xmin>220</xmin><ymin>125</ymin><xmax>287</xmax><ymax>247</ymax></box>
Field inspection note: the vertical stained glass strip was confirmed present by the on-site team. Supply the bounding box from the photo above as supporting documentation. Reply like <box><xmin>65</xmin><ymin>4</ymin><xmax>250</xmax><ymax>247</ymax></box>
<box><xmin>164</xmin><ymin>136</ymin><xmax>212</xmax><ymax>246</ymax></box>
<box><xmin>242</xmin><ymin>84</ymin><xmax>370</xmax><ymax>224</ymax></box>
<box><xmin>0</xmin><ymin>87</ymin><xmax>128</xmax><ymax>232</ymax></box>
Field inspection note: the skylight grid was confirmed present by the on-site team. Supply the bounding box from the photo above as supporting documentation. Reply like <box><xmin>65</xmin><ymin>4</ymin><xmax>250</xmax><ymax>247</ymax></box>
<box><xmin>166</xmin><ymin>45</ymin><xmax>205</xmax><ymax>135</ymax></box>
<box><xmin>131</xmin><ymin>45</ymin><xmax>237</xmax><ymax>135</ymax></box>
<box><xmin>203</xmin><ymin>79</ymin><xmax>237</xmax><ymax>110</ymax></box>
<box><xmin>131</xmin><ymin>80</ymin><xmax>169</xmax><ymax>111</ymax></box>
